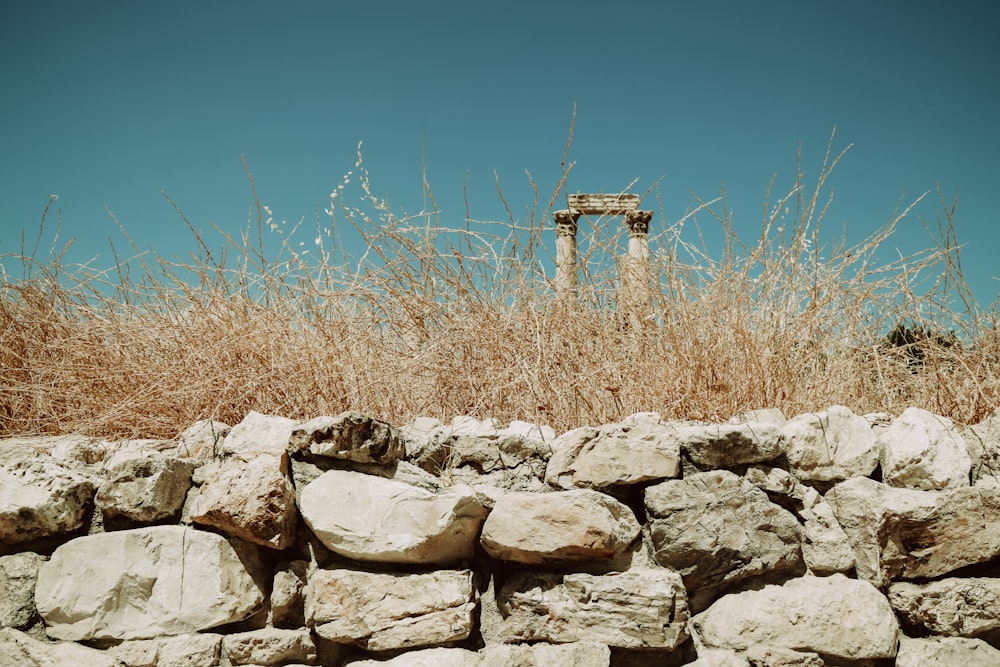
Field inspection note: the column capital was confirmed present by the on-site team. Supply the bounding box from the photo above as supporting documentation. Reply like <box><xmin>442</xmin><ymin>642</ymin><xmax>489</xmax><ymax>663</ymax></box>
<box><xmin>553</xmin><ymin>209</ymin><xmax>581</xmax><ymax>235</ymax></box>
<box><xmin>624</xmin><ymin>210</ymin><xmax>653</xmax><ymax>236</ymax></box>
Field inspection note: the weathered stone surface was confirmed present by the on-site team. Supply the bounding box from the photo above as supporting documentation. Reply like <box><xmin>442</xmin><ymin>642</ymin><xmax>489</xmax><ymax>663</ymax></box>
<box><xmin>781</xmin><ymin>405</ymin><xmax>880</xmax><ymax>482</ymax></box>
<box><xmin>271</xmin><ymin>560</ymin><xmax>309</xmax><ymax>629</ymax></box>
<box><xmin>645</xmin><ymin>470</ymin><xmax>803</xmax><ymax>605</ymax></box>
<box><xmin>190</xmin><ymin>453</ymin><xmax>297</xmax><ymax>549</ymax></box>
<box><xmin>545</xmin><ymin>421</ymin><xmax>680</xmax><ymax>489</ymax></box>
<box><xmin>344</xmin><ymin>647</ymin><xmax>479</xmax><ymax>667</ymax></box>
<box><xmin>0</xmin><ymin>627</ymin><xmax>122</xmax><ymax>667</ymax></box>
<box><xmin>306</xmin><ymin>569</ymin><xmax>475</xmax><ymax>651</ymax></box>
<box><xmin>687</xmin><ymin>648</ymin><xmax>751</xmax><ymax>667</ymax></box>
<box><xmin>0</xmin><ymin>552</ymin><xmax>45</xmax><ymax>628</ymax></box>
<box><xmin>481</xmin><ymin>489</ymin><xmax>640</xmax><ymax>565</ymax></box>
<box><xmin>221</xmin><ymin>411</ymin><xmax>298</xmax><ymax>457</ymax></box>
<box><xmin>222</xmin><ymin>627</ymin><xmax>316</xmax><ymax>665</ymax></box>
<box><xmin>888</xmin><ymin>577</ymin><xmax>1000</xmax><ymax>636</ymax></box>
<box><xmin>692</xmin><ymin>573</ymin><xmax>899</xmax><ymax>660</ymax></box>
<box><xmin>797</xmin><ymin>488</ymin><xmax>855</xmax><ymax>574</ymax></box>
<box><xmin>964</xmin><ymin>406</ymin><xmax>1000</xmax><ymax>483</ymax></box>
<box><xmin>896</xmin><ymin>635</ymin><xmax>1000</xmax><ymax>667</ymax></box>
<box><xmin>678</xmin><ymin>422</ymin><xmax>786</xmax><ymax>469</ymax></box>
<box><xmin>299</xmin><ymin>470</ymin><xmax>486</xmax><ymax>564</ymax></box>
<box><xmin>35</xmin><ymin>525</ymin><xmax>265</xmax><ymax>640</ymax></box>
<box><xmin>291</xmin><ymin>411</ymin><xmax>405</xmax><ymax>463</ymax></box>
<box><xmin>95</xmin><ymin>454</ymin><xmax>196</xmax><ymax>524</ymax></box>
<box><xmin>499</xmin><ymin>568</ymin><xmax>689</xmax><ymax>649</ymax></box>
<box><xmin>0</xmin><ymin>460</ymin><xmax>95</xmax><ymax>545</ymax></box>
<box><xmin>479</xmin><ymin>641</ymin><xmax>611</xmax><ymax>666</ymax></box>
<box><xmin>111</xmin><ymin>633</ymin><xmax>222</xmax><ymax>667</ymax></box>
<box><xmin>880</xmin><ymin>406</ymin><xmax>971</xmax><ymax>490</ymax></box>
<box><xmin>175</xmin><ymin>419</ymin><xmax>230</xmax><ymax>461</ymax></box>
<box><xmin>826</xmin><ymin>476</ymin><xmax>1000</xmax><ymax>586</ymax></box>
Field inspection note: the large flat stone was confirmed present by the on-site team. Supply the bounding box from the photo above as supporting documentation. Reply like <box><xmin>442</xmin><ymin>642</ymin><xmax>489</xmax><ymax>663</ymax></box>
<box><xmin>0</xmin><ymin>460</ymin><xmax>95</xmax><ymax>544</ymax></box>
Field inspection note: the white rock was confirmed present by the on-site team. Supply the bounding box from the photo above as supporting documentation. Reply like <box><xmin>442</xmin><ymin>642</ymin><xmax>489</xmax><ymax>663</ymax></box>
<box><xmin>190</xmin><ymin>453</ymin><xmax>297</xmax><ymax>549</ymax></box>
<box><xmin>291</xmin><ymin>411</ymin><xmax>405</xmax><ymax>463</ymax></box>
<box><xmin>826</xmin><ymin>477</ymin><xmax>1000</xmax><ymax>586</ymax></box>
<box><xmin>499</xmin><ymin>568</ymin><xmax>689</xmax><ymax>649</ymax></box>
<box><xmin>479</xmin><ymin>641</ymin><xmax>610</xmax><ymax>666</ymax></box>
<box><xmin>222</xmin><ymin>627</ymin><xmax>316</xmax><ymax>665</ymax></box>
<box><xmin>270</xmin><ymin>560</ymin><xmax>308</xmax><ymax>629</ymax></box>
<box><xmin>111</xmin><ymin>633</ymin><xmax>222</xmax><ymax>667</ymax></box>
<box><xmin>545</xmin><ymin>422</ymin><xmax>680</xmax><ymax>490</ymax></box>
<box><xmin>35</xmin><ymin>525</ymin><xmax>265</xmax><ymax>640</ymax></box>
<box><xmin>306</xmin><ymin>569</ymin><xmax>475</xmax><ymax>651</ymax></box>
<box><xmin>481</xmin><ymin>489</ymin><xmax>640</xmax><ymax>564</ymax></box>
<box><xmin>0</xmin><ymin>552</ymin><xmax>46</xmax><ymax>629</ymax></box>
<box><xmin>888</xmin><ymin>577</ymin><xmax>1000</xmax><ymax>636</ymax></box>
<box><xmin>95</xmin><ymin>454</ymin><xmax>195</xmax><ymax>525</ymax></box>
<box><xmin>692</xmin><ymin>573</ymin><xmax>899</xmax><ymax>660</ymax></box>
<box><xmin>299</xmin><ymin>469</ymin><xmax>486</xmax><ymax>564</ymax></box>
<box><xmin>781</xmin><ymin>405</ymin><xmax>880</xmax><ymax>482</ymax></box>
<box><xmin>0</xmin><ymin>460</ymin><xmax>95</xmax><ymax>544</ymax></box>
<box><xmin>677</xmin><ymin>422</ymin><xmax>786</xmax><ymax>468</ymax></box>
<box><xmin>896</xmin><ymin>635</ymin><xmax>1000</xmax><ymax>667</ymax></box>
<box><xmin>0</xmin><ymin>627</ymin><xmax>122</xmax><ymax>667</ymax></box>
<box><xmin>344</xmin><ymin>647</ymin><xmax>480</xmax><ymax>667</ymax></box>
<box><xmin>880</xmin><ymin>406</ymin><xmax>972</xmax><ymax>490</ymax></box>
<box><xmin>221</xmin><ymin>411</ymin><xmax>298</xmax><ymax>457</ymax></box>
<box><xmin>175</xmin><ymin>419</ymin><xmax>230</xmax><ymax>461</ymax></box>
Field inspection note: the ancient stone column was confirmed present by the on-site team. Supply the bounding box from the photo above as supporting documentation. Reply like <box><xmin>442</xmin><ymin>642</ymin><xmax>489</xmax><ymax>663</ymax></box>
<box><xmin>553</xmin><ymin>209</ymin><xmax>581</xmax><ymax>302</ymax></box>
<box><xmin>621</xmin><ymin>210</ymin><xmax>654</xmax><ymax>324</ymax></box>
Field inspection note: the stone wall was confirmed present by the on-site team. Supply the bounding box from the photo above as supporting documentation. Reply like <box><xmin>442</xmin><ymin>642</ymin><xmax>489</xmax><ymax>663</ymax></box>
<box><xmin>4</xmin><ymin>405</ymin><xmax>1000</xmax><ymax>666</ymax></box>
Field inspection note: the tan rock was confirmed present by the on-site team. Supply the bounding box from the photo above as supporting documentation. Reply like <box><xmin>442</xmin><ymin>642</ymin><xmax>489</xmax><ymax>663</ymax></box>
<box><xmin>299</xmin><ymin>470</ymin><xmax>486</xmax><ymax>564</ymax></box>
<box><xmin>896</xmin><ymin>635</ymin><xmax>1000</xmax><ymax>667</ymax></box>
<box><xmin>692</xmin><ymin>573</ymin><xmax>899</xmax><ymax>660</ymax></box>
<box><xmin>221</xmin><ymin>411</ymin><xmax>298</xmax><ymax>457</ymax></box>
<box><xmin>781</xmin><ymin>405</ymin><xmax>880</xmax><ymax>482</ymax></box>
<box><xmin>499</xmin><ymin>568</ymin><xmax>689</xmax><ymax>649</ymax></box>
<box><xmin>677</xmin><ymin>422</ymin><xmax>786</xmax><ymax>468</ymax></box>
<box><xmin>478</xmin><ymin>641</ymin><xmax>610</xmax><ymax>666</ymax></box>
<box><xmin>880</xmin><ymin>406</ymin><xmax>972</xmax><ymax>490</ymax></box>
<box><xmin>175</xmin><ymin>419</ymin><xmax>230</xmax><ymax>461</ymax></box>
<box><xmin>826</xmin><ymin>477</ymin><xmax>1000</xmax><ymax>586</ymax></box>
<box><xmin>35</xmin><ymin>526</ymin><xmax>265</xmax><ymax>640</ymax></box>
<box><xmin>271</xmin><ymin>560</ymin><xmax>309</xmax><ymax>628</ymax></box>
<box><xmin>0</xmin><ymin>460</ymin><xmax>95</xmax><ymax>544</ymax></box>
<box><xmin>222</xmin><ymin>628</ymin><xmax>316</xmax><ymax>665</ymax></box>
<box><xmin>0</xmin><ymin>627</ymin><xmax>122</xmax><ymax>667</ymax></box>
<box><xmin>888</xmin><ymin>577</ymin><xmax>1000</xmax><ymax>637</ymax></box>
<box><xmin>344</xmin><ymin>647</ymin><xmax>479</xmax><ymax>667</ymax></box>
<box><xmin>545</xmin><ymin>422</ymin><xmax>680</xmax><ymax>489</ymax></box>
<box><xmin>111</xmin><ymin>633</ymin><xmax>222</xmax><ymax>666</ymax></box>
<box><xmin>291</xmin><ymin>411</ymin><xmax>405</xmax><ymax>463</ymax></box>
<box><xmin>481</xmin><ymin>489</ymin><xmax>640</xmax><ymax>564</ymax></box>
<box><xmin>190</xmin><ymin>453</ymin><xmax>297</xmax><ymax>549</ymax></box>
<box><xmin>645</xmin><ymin>470</ymin><xmax>803</xmax><ymax>607</ymax></box>
<box><xmin>95</xmin><ymin>454</ymin><xmax>195</xmax><ymax>525</ymax></box>
<box><xmin>0</xmin><ymin>552</ymin><xmax>45</xmax><ymax>629</ymax></box>
<box><xmin>306</xmin><ymin>569</ymin><xmax>475</xmax><ymax>651</ymax></box>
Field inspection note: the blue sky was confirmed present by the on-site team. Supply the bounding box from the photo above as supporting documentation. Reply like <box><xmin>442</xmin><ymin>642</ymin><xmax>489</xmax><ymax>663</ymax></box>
<box><xmin>2</xmin><ymin>1</ymin><xmax>998</xmax><ymax>311</ymax></box>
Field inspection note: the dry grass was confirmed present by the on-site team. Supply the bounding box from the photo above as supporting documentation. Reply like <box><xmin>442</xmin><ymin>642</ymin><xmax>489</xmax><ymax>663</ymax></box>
<box><xmin>2</xmin><ymin>133</ymin><xmax>998</xmax><ymax>439</ymax></box>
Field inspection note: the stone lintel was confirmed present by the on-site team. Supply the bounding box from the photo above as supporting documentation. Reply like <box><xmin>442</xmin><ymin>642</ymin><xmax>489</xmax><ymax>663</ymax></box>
<box><xmin>567</xmin><ymin>193</ymin><xmax>640</xmax><ymax>216</ymax></box>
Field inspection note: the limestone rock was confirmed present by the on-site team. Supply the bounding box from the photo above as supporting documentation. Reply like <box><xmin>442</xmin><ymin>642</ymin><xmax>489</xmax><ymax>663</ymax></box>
<box><xmin>677</xmin><ymin>422</ymin><xmax>786</xmax><ymax>469</ymax></box>
<box><xmin>798</xmin><ymin>489</ymin><xmax>856</xmax><ymax>575</ymax></box>
<box><xmin>271</xmin><ymin>560</ymin><xmax>309</xmax><ymax>628</ymax></box>
<box><xmin>645</xmin><ymin>470</ymin><xmax>803</xmax><ymax>606</ymax></box>
<box><xmin>344</xmin><ymin>647</ymin><xmax>479</xmax><ymax>667</ymax></box>
<box><xmin>0</xmin><ymin>460</ymin><xmax>95</xmax><ymax>544</ymax></box>
<box><xmin>964</xmin><ymin>406</ymin><xmax>1000</xmax><ymax>482</ymax></box>
<box><xmin>888</xmin><ymin>577</ymin><xmax>1000</xmax><ymax>636</ymax></box>
<box><xmin>880</xmin><ymin>406</ymin><xmax>971</xmax><ymax>490</ymax></box>
<box><xmin>481</xmin><ymin>489</ymin><xmax>640</xmax><ymax>565</ymax></box>
<box><xmin>95</xmin><ymin>454</ymin><xmax>196</xmax><ymax>525</ymax></box>
<box><xmin>221</xmin><ymin>411</ymin><xmax>298</xmax><ymax>457</ymax></box>
<box><xmin>0</xmin><ymin>627</ymin><xmax>122</xmax><ymax>667</ymax></box>
<box><xmin>175</xmin><ymin>419</ymin><xmax>230</xmax><ymax>461</ymax></box>
<box><xmin>0</xmin><ymin>552</ymin><xmax>46</xmax><ymax>628</ymax></box>
<box><xmin>299</xmin><ymin>469</ymin><xmax>486</xmax><ymax>564</ymax></box>
<box><xmin>499</xmin><ymin>568</ymin><xmax>689</xmax><ymax>649</ymax></box>
<box><xmin>306</xmin><ymin>569</ymin><xmax>475</xmax><ymax>651</ymax></box>
<box><xmin>291</xmin><ymin>411</ymin><xmax>405</xmax><ymax>463</ymax></box>
<box><xmin>479</xmin><ymin>641</ymin><xmax>611</xmax><ymax>666</ymax></box>
<box><xmin>826</xmin><ymin>477</ymin><xmax>1000</xmax><ymax>586</ymax></box>
<box><xmin>781</xmin><ymin>405</ymin><xmax>880</xmax><ymax>482</ymax></box>
<box><xmin>742</xmin><ymin>645</ymin><xmax>824</xmax><ymax>666</ymax></box>
<box><xmin>111</xmin><ymin>633</ymin><xmax>222</xmax><ymax>667</ymax></box>
<box><xmin>222</xmin><ymin>628</ymin><xmax>316</xmax><ymax>665</ymax></box>
<box><xmin>896</xmin><ymin>635</ymin><xmax>1000</xmax><ymax>667</ymax></box>
<box><xmin>545</xmin><ymin>421</ymin><xmax>680</xmax><ymax>489</ymax></box>
<box><xmin>686</xmin><ymin>648</ymin><xmax>750</xmax><ymax>667</ymax></box>
<box><xmin>35</xmin><ymin>525</ymin><xmax>265</xmax><ymax>640</ymax></box>
<box><xmin>692</xmin><ymin>573</ymin><xmax>899</xmax><ymax>660</ymax></box>
<box><xmin>190</xmin><ymin>453</ymin><xmax>297</xmax><ymax>549</ymax></box>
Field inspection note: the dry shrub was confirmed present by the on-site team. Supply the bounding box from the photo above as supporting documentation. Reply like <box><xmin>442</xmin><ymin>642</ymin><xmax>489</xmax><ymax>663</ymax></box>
<box><xmin>2</xmin><ymin>133</ymin><xmax>998</xmax><ymax>439</ymax></box>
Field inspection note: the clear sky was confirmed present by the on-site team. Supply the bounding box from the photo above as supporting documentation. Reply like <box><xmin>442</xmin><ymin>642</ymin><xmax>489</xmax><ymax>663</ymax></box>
<box><xmin>2</xmin><ymin>1</ymin><xmax>998</xmax><ymax>310</ymax></box>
